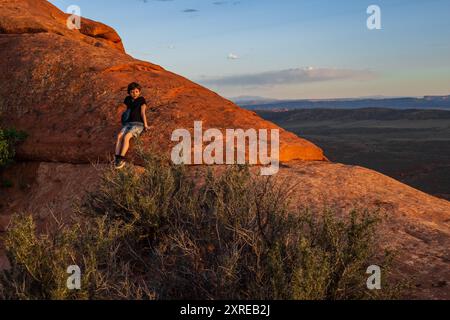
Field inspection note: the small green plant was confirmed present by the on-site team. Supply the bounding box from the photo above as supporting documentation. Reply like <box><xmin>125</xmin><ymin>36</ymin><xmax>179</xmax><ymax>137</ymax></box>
<box><xmin>0</xmin><ymin>151</ymin><xmax>400</xmax><ymax>300</ymax></box>
<box><xmin>0</xmin><ymin>122</ymin><xmax>27</xmax><ymax>188</ymax></box>
<box><xmin>0</xmin><ymin>129</ymin><xmax>9</xmax><ymax>168</ymax></box>
<box><xmin>0</xmin><ymin>127</ymin><xmax>28</xmax><ymax>168</ymax></box>
<box><xmin>1</xmin><ymin>179</ymin><xmax>13</xmax><ymax>188</ymax></box>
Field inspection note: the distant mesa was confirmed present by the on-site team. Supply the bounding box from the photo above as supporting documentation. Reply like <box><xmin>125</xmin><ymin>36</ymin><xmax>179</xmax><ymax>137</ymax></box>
<box><xmin>236</xmin><ymin>95</ymin><xmax>450</xmax><ymax>110</ymax></box>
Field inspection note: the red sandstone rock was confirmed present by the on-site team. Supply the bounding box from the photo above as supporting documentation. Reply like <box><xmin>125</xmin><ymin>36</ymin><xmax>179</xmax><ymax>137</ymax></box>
<box><xmin>0</xmin><ymin>253</ymin><xmax>10</xmax><ymax>271</ymax></box>
<box><xmin>0</xmin><ymin>215</ymin><xmax>10</xmax><ymax>232</ymax></box>
<box><xmin>0</xmin><ymin>0</ymin><xmax>124</xmax><ymax>52</ymax></box>
<box><xmin>0</xmin><ymin>0</ymin><xmax>326</xmax><ymax>164</ymax></box>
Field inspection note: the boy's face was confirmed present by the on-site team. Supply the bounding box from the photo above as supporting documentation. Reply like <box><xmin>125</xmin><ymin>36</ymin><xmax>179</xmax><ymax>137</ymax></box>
<box><xmin>130</xmin><ymin>88</ymin><xmax>141</xmax><ymax>99</ymax></box>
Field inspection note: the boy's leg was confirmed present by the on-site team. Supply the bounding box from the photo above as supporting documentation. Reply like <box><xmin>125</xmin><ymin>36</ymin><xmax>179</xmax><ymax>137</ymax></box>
<box><xmin>120</xmin><ymin>132</ymin><xmax>134</xmax><ymax>157</ymax></box>
<box><xmin>115</xmin><ymin>132</ymin><xmax>125</xmax><ymax>156</ymax></box>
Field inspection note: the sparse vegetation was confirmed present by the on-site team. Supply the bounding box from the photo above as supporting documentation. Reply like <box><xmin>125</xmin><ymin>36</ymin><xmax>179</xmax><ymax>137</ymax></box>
<box><xmin>0</xmin><ymin>127</ymin><xmax>28</xmax><ymax>169</ymax></box>
<box><xmin>0</xmin><ymin>120</ymin><xmax>28</xmax><ymax>189</ymax></box>
<box><xmin>1</xmin><ymin>179</ymin><xmax>13</xmax><ymax>188</ymax></box>
<box><xmin>0</xmin><ymin>151</ymin><xmax>399</xmax><ymax>300</ymax></box>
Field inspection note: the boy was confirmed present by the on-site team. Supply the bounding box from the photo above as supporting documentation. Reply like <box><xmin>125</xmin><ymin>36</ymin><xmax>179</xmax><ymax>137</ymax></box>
<box><xmin>114</xmin><ymin>82</ymin><xmax>150</xmax><ymax>169</ymax></box>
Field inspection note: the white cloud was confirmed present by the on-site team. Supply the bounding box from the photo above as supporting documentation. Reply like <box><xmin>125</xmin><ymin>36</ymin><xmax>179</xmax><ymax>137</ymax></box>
<box><xmin>200</xmin><ymin>67</ymin><xmax>376</xmax><ymax>87</ymax></box>
<box><xmin>227</xmin><ymin>53</ymin><xmax>239</xmax><ymax>60</ymax></box>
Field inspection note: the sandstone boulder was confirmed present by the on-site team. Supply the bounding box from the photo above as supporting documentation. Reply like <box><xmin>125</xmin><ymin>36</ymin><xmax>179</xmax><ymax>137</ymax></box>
<box><xmin>0</xmin><ymin>0</ymin><xmax>326</xmax><ymax>164</ymax></box>
<box><xmin>0</xmin><ymin>0</ymin><xmax>124</xmax><ymax>52</ymax></box>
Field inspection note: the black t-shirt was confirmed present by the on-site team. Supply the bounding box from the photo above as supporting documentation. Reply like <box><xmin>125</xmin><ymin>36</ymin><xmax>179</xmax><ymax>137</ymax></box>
<box><xmin>124</xmin><ymin>96</ymin><xmax>146</xmax><ymax>124</ymax></box>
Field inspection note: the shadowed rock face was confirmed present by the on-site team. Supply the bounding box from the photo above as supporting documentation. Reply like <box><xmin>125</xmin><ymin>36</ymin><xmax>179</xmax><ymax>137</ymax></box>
<box><xmin>0</xmin><ymin>0</ymin><xmax>449</xmax><ymax>300</ymax></box>
<box><xmin>0</xmin><ymin>0</ymin><xmax>326</xmax><ymax>164</ymax></box>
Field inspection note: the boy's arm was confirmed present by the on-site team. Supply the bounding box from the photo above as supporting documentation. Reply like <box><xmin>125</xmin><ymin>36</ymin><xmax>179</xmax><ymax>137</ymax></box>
<box><xmin>141</xmin><ymin>104</ymin><xmax>150</xmax><ymax>130</ymax></box>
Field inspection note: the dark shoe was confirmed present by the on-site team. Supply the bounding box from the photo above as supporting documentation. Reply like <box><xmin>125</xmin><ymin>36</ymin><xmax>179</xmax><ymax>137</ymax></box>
<box><xmin>114</xmin><ymin>156</ymin><xmax>126</xmax><ymax>169</ymax></box>
<box><xmin>115</xmin><ymin>159</ymin><xmax>126</xmax><ymax>170</ymax></box>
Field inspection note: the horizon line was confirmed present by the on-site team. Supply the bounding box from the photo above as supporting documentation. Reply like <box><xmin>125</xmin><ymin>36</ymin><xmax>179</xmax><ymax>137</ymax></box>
<box><xmin>228</xmin><ymin>94</ymin><xmax>450</xmax><ymax>102</ymax></box>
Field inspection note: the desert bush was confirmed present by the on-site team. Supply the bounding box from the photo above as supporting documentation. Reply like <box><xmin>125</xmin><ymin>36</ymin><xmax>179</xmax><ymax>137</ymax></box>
<box><xmin>0</xmin><ymin>151</ymin><xmax>398</xmax><ymax>300</ymax></box>
<box><xmin>0</xmin><ymin>127</ymin><xmax>28</xmax><ymax>168</ymax></box>
<box><xmin>0</xmin><ymin>129</ymin><xmax>10</xmax><ymax>168</ymax></box>
<box><xmin>0</xmin><ymin>213</ymin><xmax>154</xmax><ymax>300</ymax></box>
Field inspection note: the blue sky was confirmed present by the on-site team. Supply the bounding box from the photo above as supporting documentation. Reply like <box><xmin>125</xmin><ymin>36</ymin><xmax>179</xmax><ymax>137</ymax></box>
<box><xmin>49</xmin><ymin>0</ymin><xmax>450</xmax><ymax>99</ymax></box>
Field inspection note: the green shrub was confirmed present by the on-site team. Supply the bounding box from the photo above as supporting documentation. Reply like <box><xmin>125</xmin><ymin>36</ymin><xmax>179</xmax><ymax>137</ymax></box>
<box><xmin>0</xmin><ymin>127</ymin><xmax>28</xmax><ymax>168</ymax></box>
<box><xmin>0</xmin><ymin>151</ymin><xmax>400</xmax><ymax>300</ymax></box>
<box><xmin>0</xmin><ymin>214</ymin><xmax>153</xmax><ymax>300</ymax></box>
<box><xmin>1</xmin><ymin>179</ymin><xmax>13</xmax><ymax>188</ymax></box>
<box><xmin>0</xmin><ymin>129</ymin><xmax>10</xmax><ymax>167</ymax></box>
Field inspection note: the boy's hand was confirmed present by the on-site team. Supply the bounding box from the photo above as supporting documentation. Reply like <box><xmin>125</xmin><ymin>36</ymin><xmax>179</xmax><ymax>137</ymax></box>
<box><xmin>144</xmin><ymin>125</ymin><xmax>151</xmax><ymax>132</ymax></box>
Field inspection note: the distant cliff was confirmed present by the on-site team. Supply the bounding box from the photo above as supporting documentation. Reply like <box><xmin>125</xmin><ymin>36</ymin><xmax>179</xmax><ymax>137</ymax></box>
<box><xmin>238</xmin><ymin>96</ymin><xmax>450</xmax><ymax>110</ymax></box>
